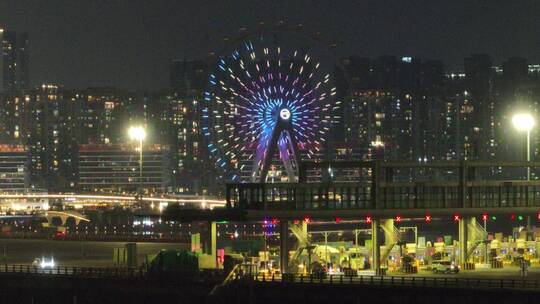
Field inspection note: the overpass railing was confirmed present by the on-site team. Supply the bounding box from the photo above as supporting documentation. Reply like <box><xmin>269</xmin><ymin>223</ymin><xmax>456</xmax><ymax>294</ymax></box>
<box><xmin>0</xmin><ymin>264</ymin><xmax>146</xmax><ymax>278</ymax></box>
<box><xmin>234</xmin><ymin>272</ymin><xmax>540</xmax><ymax>291</ymax></box>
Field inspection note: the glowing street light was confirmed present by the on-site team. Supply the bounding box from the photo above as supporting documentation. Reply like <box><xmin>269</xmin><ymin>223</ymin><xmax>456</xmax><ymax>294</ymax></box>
<box><xmin>128</xmin><ymin>126</ymin><xmax>146</xmax><ymax>142</ymax></box>
<box><xmin>512</xmin><ymin>113</ymin><xmax>535</xmax><ymax>132</ymax></box>
<box><xmin>128</xmin><ymin>126</ymin><xmax>146</xmax><ymax>195</ymax></box>
<box><xmin>512</xmin><ymin>113</ymin><xmax>535</xmax><ymax>180</ymax></box>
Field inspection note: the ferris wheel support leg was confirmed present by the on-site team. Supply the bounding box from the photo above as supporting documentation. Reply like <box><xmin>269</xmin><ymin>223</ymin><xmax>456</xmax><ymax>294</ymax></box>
<box><xmin>283</xmin><ymin>130</ymin><xmax>301</xmax><ymax>182</ymax></box>
<box><xmin>258</xmin><ymin>126</ymin><xmax>282</xmax><ymax>183</ymax></box>
<box><xmin>280</xmin><ymin>140</ymin><xmax>297</xmax><ymax>182</ymax></box>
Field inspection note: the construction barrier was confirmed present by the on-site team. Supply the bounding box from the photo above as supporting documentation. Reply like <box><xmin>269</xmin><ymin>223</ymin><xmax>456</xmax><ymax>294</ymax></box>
<box><xmin>491</xmin><ymin>260</ymin><xmax>503</xmax><ymax>269</ymax></box>
<box><xmin>462</xmin><ymin>262</ymin><xmax>475</xmax><ymax>270</ymax></box>
<box><xmin>402</xmin><ymin>265</ymin><xmax>418</xmax><ymax>274</ymax></box>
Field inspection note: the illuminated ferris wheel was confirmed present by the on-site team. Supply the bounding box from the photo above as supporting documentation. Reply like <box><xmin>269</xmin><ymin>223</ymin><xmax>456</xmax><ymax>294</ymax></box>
<box><xmin>202</xmin><ymin>29</ymin><xmax>340</xmax><ymax>182</ymax></box>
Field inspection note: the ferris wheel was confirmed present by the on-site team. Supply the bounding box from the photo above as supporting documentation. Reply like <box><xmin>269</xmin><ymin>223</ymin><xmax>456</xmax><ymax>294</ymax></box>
<box><xmin>202</xmin><ymin>29</ymin><xmax>340</xmax><ymax>182</ymax></box>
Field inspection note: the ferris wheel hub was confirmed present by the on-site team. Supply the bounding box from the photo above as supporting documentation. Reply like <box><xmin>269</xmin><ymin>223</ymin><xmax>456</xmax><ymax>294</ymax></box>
<box><xmin>279</xmin><ymin>108</ymin><xmax>291</xmax><ymax>120</ymax></box>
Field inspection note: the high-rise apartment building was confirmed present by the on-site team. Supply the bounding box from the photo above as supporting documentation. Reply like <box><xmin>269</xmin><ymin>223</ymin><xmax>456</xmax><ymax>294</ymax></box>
<box><xmin>464</xmin><ymin>54</ymin><xmax>496</xmax><ymax>160</ymax></box>
<box><xmin>168</xmin><ymin>59</ymin><xmax>216</xmax><ymax>193</ymax></box>
<box><xmin>69</xmin><ymin>87</ymin><xmax>127</xmax><ymax>145</ymax></box>
<box><xmin>170</xmin><ymin>59</ymin><xmax>207</xmax><ymax>96</ymax></box>
<box><xmin>0</xmin><ymin>144</ymin><xmax>29</xmax><ymax>192</ymax></box>
<box><xmin>0</xmin><ymin>28</ymin><xmax>29</xmax><ymax>94</ymax></box>
<box><xmin>336</xmin><ymin>56</ymin><xmax>445</xmax><ymax>164</ymax></box>
<box><xmin>25</xmin><ymin>84</ymin><xmax>78</xmax><ymax>190</ymax></box>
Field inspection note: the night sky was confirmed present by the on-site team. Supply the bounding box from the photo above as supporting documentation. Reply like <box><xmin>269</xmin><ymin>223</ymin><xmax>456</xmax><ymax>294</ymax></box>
<box><xmin>1</xmin><ymin>0</ymin><xmax>539</xmax><ymax>91</ymax></box>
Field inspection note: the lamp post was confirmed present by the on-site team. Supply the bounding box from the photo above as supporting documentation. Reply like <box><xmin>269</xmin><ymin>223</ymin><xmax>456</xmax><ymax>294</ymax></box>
<box><xmin>512</xmin><ymin>113</ymin><xmax>535</xmax><ymax>231</ymax></box>
<box><xmin>129</xmin><ymin>126</ymin><xmax>146</xmax><ymax>195</ymax></box>
<box><xmin>512</xmin><ymin>113</ymin><xmax>535</xmax><ymax>181</ymax></box>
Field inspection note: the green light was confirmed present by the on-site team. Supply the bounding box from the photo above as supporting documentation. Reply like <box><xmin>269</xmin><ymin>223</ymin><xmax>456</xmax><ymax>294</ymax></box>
<box><xmin>491</xmin><ymin>216</ymin><xmax>497</xmax><ymax>221</ymax></box>
<box><xmin>518</xmin><ymin>215</ymin><xmax>524</xmax><ymax>221</ymax></box>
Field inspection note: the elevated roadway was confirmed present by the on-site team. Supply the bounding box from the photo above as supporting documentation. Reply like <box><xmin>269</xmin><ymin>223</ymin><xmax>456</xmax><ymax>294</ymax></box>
<box><xmin>0</xmin><ymin>193</ymin><xmax>226</xmax><ymax>210</ymax></box>
<box><xmin>227</xmin><ymin>160</ymin><xmax>540</xmax><ymax>219</ymax></box>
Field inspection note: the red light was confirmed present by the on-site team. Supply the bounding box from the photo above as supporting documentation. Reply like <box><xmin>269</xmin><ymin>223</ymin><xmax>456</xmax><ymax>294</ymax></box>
<box><xmin>395</xmin><ymin>215</ymin><xmax>402</xmax><ymax>222</ymax></box>
<box><xmin>425</xmin><ymin>215</ymin><xmax>432</xmax><ymax>223</ymax></box>
<box><xmin>365</xmin><ymin>216</ymin><xmax>372</xmax><ymax>224</ymax></box>
<box><xmin>537</xmin><ymin>213</ymin><xmax>540</xmax><ymax>221</ymax></box>
<box><xmin>293</xmin><ymin>219</ymin><xmax>300</xmax><ymax>225</ymax></box>
<box><xmin>481</xmin><ymin>213</ymin><xmax>488</xmax><ymax>221</ymax></box>
<box><xmin>303</xmin><ymin>216</ymin><xmax>311</xmax><ymax>224</ymax></box>
<box><xmin>271</xmin><ymin>218</ymin><xmax>279</xmax><ymax>225</ymax></box>
<box><xmin>453</xmin><ymin>214</ymin><xmax>461</xmax><ymax>222</ymax></box>
<box><xmin>335</xmin><ymin>217</ymin><xmax>342</xmax><ymax>223</ymax></box>
<box><xmin>510</xmin><ymin>214</ymin><xmax>516</xmax><ymax>221</ymax></box>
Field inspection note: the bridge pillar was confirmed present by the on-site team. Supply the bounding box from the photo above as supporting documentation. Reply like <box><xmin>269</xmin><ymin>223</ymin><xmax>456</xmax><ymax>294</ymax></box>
<box><xmin>459</xmin><ymin>217</ymin><xmax>468</xmax><ymax>268</ymax></box>
<box><xmin>60</xmin><ymin>216</ymin><xmax>66</xmax><ymax>226</ymax></box>
<box><xmin>210</xmin><ymin>221</ymin><xmax>217</xmax><ymax>268</ymax></box>
<box><xmin>380</xmin><ymin>219</ymin><xmax>398</xmax><ymax>269</ymax></box>
<box><xmin>371</xmin><ymin>218</ymin><xmax>381</xmax><ymax>275</ymax></box>
<box><xmin>280</xmin><ymin>220</ymin><xmax>289</xmax><ymax>274</ymax></box>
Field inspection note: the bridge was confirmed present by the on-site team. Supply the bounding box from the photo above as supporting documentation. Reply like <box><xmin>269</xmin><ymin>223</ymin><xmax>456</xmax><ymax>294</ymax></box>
<box><xmin>226</xmin><ymin>160</ymin><xmax>540</xmax><ymax>218</ymax></box>
<box><xmin>225</xmin><ymin>160</ymin><xmax>540</xmax><ymax>275</ymax></box>
<box><xmin>0</xmin><ymin>193</ymin><xmax>226</xmax><ymax>210</ymax></box>
<box><xmin>42</xmin><ymin>210</ymin><xmax>90</xmax><ymax>226</ymax></box>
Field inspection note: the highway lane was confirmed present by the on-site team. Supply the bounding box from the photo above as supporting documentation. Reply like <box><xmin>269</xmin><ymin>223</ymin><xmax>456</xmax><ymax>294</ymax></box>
<box><xmin>0</xmin><ymin>239</ymin><xmax>189</xmax><ymax>267</ymax></box>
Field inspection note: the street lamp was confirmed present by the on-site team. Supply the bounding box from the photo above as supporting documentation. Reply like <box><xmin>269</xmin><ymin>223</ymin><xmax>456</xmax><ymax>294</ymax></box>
<box><xmin>128</xmin><ymin>126</ymin><xmax>146</xmax><ymax>194</ymax></box>
<box><xmin>512</xmin><ymin>113</ymin><xmax>535</xmax><ymax>232</ymax></box>
<box><xmin>512</xmin><ymin>113</ymin><xmax>535</xmax><ymax>180</ymax></box>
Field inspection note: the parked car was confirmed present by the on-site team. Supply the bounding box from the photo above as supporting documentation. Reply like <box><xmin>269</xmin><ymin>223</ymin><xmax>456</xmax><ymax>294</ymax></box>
<box><xmin>432</xmin><ymin>261</ymin><xmax>459</xmax><ymax>274</ymax></box>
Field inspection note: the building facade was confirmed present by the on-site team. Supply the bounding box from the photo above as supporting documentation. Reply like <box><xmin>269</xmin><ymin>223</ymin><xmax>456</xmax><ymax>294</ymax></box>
<box><xmin>168</xmin><ymin>59</ymin><xmax>220</xmax><ymax>194</ymax></box>
<box><xmin>78</xmin><ymin>144</ymin><xmax>172</xmax><ymax>193</ymax></box>
<box><xmin>0</xmin><ymin>144</ymin><xmax>29</xmax><ymax>192</ymax></box>
<box><xmin>0</xmin><ymin>28</ymin><xmax>29</xmax><ymax>94</ymax></box>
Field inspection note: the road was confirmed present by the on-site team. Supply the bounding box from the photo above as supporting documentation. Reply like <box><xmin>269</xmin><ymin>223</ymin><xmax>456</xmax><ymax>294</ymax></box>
<box><xmin>0</xmin><ymin>239</ymin><xmax>189</xmax><ymax>267</ymax></box>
